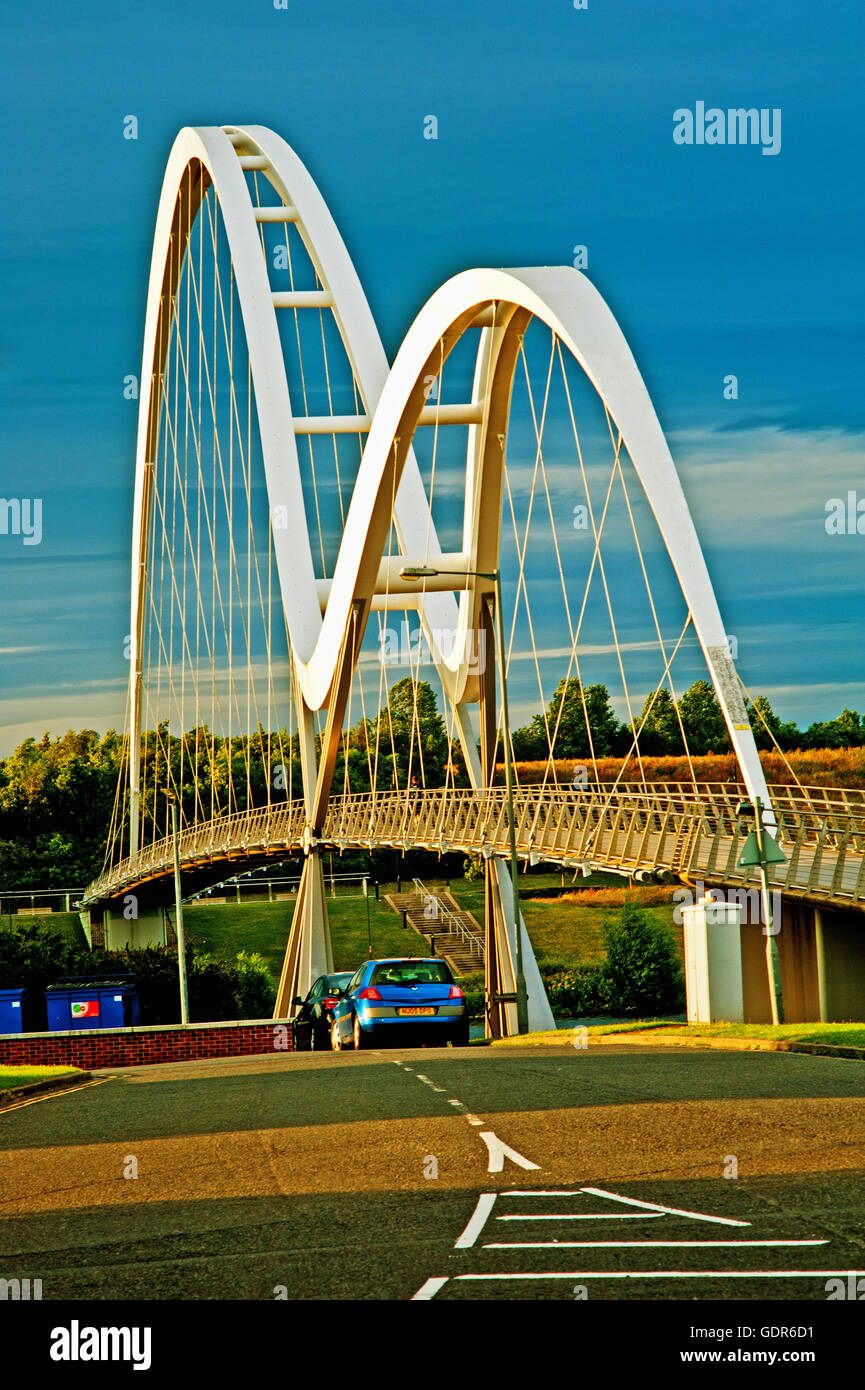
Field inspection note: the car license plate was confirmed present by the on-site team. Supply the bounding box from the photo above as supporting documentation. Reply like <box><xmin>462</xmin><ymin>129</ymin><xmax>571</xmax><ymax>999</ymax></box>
<box><xmin>398</xmin><ymin>1007</ymin><xmax>435</xmax><ymax>1016</ymax></box>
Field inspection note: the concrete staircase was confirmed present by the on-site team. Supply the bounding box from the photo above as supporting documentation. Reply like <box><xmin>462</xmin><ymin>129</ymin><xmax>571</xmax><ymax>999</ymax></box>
<box><xmin>384</xmin><ymin>882</ymin><xmax>484</xmax><ymax>977</ymax></box>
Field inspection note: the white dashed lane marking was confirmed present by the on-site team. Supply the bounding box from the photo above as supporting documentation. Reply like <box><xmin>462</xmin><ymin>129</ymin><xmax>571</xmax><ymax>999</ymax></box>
<box><xmin>392</xmin><ymin>1057</ymin><xmax>542</xmax><ymax>1173</ymax></box>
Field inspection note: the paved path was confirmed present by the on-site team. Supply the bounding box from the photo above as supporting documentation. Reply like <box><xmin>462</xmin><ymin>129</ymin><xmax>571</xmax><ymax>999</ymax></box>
<box><xmin>1</xmin><ymin>1044</ymin><xmax>864</xmax><ymax>1300</ymax></box>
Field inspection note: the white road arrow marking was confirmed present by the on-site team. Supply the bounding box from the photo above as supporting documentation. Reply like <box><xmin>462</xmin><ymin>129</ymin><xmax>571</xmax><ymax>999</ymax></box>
<box><xmin>479</xmin><ymin>1130</ymin><xmax>541</xmax><ymax>1173</ymax></box>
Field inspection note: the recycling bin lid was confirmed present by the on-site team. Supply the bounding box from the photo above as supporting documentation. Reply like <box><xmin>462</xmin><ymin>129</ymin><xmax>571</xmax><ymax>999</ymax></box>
<box><xmin>46</xmin><ymin>974</ymin><xmax>137</xmax><ymax>991</ymax></box>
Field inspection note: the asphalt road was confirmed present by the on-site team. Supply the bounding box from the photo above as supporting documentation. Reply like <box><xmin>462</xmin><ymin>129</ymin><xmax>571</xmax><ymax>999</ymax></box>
<box><xmin>2</xmin><ymin>1043</ymin><xmax>865</xmax><ymax>1301</ymax></box>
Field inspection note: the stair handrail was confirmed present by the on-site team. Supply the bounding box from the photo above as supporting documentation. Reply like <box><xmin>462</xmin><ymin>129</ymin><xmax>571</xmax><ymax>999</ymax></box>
<box><xmin>410</xmin><ymin>877</ymin><xmax>485</xmax><ymax>961</ymax></box>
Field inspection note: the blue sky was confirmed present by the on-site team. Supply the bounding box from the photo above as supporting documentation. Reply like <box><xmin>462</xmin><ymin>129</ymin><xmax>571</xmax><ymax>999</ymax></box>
<box><xmin>1</xmin><ymin>0</ymin><xmax>863</xmax><ymax>751</ymax></box>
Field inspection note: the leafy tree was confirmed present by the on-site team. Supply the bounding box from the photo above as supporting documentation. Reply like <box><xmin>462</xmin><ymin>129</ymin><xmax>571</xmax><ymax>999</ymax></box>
<box><xmin>676</xmin><ymin>680</ymin><xmax>730</xmax><ymax>756</ymax></box>
<box><xmin>518</xmin><ymin>678</ymin><xmax>626</xmax><ymax>759</ymax></box>
<box><xmin>838</xmin><ymin>709</ymin><xmax>864</xmax><ymax>745</ymax></box>
<box><xmin>373</xmin><ymin>679</ymin><xmax>448</xmax><ymax>786</ymax></box>
<box><xmin>747</xmin><ymin>695</ymin><xmax>784</xmax><ymax>751</ymax></box>
<box><xmin>463</xmin><ymin>853</ymin><xmax>484</xmax><ymax>883</ymax></box>
<box><xmin>511</xmin><ymin>723</ymin><xmax>545</xmax><ymax>761</ymax></box>
<box><xmin>802</xmin><ymin>718</ymin><xmax>852</xmax><ymax>750</ymax></box>
<box><xmin>0</xmin><ymin>729</ymin><xmax>125</xmax><ymax>886</ymax></box>
<box><xmin>633</xmin><ymin>688</ymin><xmax>684</xmax><ymax>756</ymax></box>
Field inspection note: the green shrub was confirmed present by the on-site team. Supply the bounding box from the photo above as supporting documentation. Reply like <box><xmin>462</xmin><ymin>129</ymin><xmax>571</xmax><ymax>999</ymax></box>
<box><xmin>537</xmin><ymin>958</ymin><xmax>572</xmax><ymax>979</ymax></box>
<box><xmin>543</xmin><ymin>965</ymin><xmax>608</xmax><ymax>1016</ymax></box>
<box><xmin>457</xmin><ymin>970</ymin><xmax>484</xmax><ymax>1016</ymax></box>
<box><xmin>535</xmin><ymin>903</ymin><xmax>684</xmax><ymax>1018</ymax></box>
<box><xmin>0</xmin><ymin>920</ymin><xmax>278</xmax><ymax>1028</ymax></box>
<box><xmin>0</xmin><ymin>919</ymin><xmax>72</xmax><ymax>1028</ymax></box>
<box><xmin>600</xmin><ymin>900</ymin><xmax>684</xmax><ymax>1015</ymax></box>
<box><xmin>188</xmin><ymin>953</ymin><xmax>241</xmax><ymax>1021</ymax></box>
<box><xmin>233</xmin><ymin>950</ymin><xmax>277</xmax><ymax>1018</ymax></box>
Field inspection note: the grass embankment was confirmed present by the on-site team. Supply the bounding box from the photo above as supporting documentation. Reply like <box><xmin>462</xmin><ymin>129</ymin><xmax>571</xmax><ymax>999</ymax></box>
<box><xmin>0</xmin><ymin>912</ymin><xmax>86</xmax><ymax>944</ymax></box>
<box><xmin>184</xmin><ymin>894</ymin><xmax>430</xmax><ymax>975</ymax></box>
<box><xmin>453</xmin><ymin>876</ymin><xmax>682</xmax><ymax>969</ymax></box>
<box><xmin>184</xmin><ymin>875</ymin><xmax>679</xmax><ymax>983</ymax></box>
<box><xmin>0</xmin><ymin>1065</ymin><xmax>83</xmax><ymax>1091</ymax></box>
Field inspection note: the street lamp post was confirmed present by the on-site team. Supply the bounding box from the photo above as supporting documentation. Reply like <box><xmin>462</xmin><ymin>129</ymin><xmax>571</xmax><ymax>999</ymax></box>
<box><xmin>169</xmin><ymin>800</ymin><xmax>190</xmax><ymax>1026</ymax></box>
<box><xmin>400</xmin><ymin>564</ymin><xmax>529</xmax><ymax>1033</ymax></box>
<box><xmin>736</xmin><ymin>796</ymin><xmax>786</xmax><ymax>1027</ymax></box>
<box><xmin>362</xmin><ymin>874</ymin><xmax>372</xmax><ymax>957</ymax></box>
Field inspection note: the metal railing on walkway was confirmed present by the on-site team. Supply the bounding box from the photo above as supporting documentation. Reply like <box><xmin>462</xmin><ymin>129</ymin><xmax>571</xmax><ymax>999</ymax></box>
<box><xmin>82</xmin><ymin>781</ymin><xmax>865</xmax><ymax>912</ymax></box>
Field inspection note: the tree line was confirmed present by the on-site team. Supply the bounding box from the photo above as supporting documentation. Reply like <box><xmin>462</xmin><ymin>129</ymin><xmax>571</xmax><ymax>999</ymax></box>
<box><xmin>510</xmin><ymin>677</ymin><xmax>865</xmax><ymax>761</ymax></box>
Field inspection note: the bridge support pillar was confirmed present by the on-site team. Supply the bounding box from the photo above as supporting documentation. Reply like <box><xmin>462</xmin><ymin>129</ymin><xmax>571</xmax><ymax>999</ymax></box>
<box><xmin>483</xmin><ymin>857</ymin><xmax>556</xmax><ymax>1038</ymax></box>
<box><xmin>735</xmin><ymin>896</ymin><xmax>861</xmax><ymax>1024</ymax></box>
<box><xmin>102</xmin><ymin>906</ymin><xmax>168</xmax><ymax>951</ymax></box>
<box><xmin>274</xmin><ymin>850</ymin><xmax>334</xmax><ymax>1018</ymax></box>
<box><xmin>814</xmin><ymin>905</ymin><xmax>865</xmax><ymax>1022</ymax></box>
<box><xmin>470</xmin><ymin>595</ymin><xmax>555</xmax><ymax>1038</ymax></box>
<box><xmin>484</xmin><ymin>860</ymin><xmax>517</xmax><ymax>1039</ymax></box>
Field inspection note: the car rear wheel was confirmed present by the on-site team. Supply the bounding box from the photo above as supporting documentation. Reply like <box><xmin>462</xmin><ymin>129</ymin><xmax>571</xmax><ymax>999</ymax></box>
<box><xmin>311</xmin><ymin>1023</ymin><xmax>328</xmax><ymax>1051</ymax></box>
<box><xmin>331</xmin><ymin>1019</ymin><xmax>343</xmax><ymax>1051</ymax></box>
<box><xmin>353</xmin><ymin>1013</ymin><xmax>369</xmax><ymax>1050</ymax></box>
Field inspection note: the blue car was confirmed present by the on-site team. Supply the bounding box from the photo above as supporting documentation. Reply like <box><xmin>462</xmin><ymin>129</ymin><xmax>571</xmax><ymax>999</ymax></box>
<box><xmin>331</xmin><ymin>957</ymin><xmax>470</xmax><ymax>1050</ymax></box>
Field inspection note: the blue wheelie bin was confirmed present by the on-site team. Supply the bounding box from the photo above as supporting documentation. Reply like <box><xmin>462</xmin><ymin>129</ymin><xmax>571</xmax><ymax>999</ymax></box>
<box><xmin>0</xmin><ymin>988</ymin><xmax>27</xmax><ymax>1034</ymax></box>
<box><xmin>45</xmin><ymin>976</ymin><xmax>140</xmax><ymax>1031</ymax></box>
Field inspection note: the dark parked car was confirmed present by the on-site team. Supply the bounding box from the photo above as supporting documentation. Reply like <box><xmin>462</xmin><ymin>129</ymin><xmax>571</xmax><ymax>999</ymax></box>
<box><xmin>292</xmin><ymin>973</ymin><xmax>353</xmax><ymax>1051</ymax></box>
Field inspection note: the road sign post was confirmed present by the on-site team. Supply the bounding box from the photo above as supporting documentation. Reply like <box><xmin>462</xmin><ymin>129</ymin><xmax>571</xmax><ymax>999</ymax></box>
<box><xmin>737</xmin><ymin>796</ymin><xmax>786</xmax><ymax>1026</ymax></box>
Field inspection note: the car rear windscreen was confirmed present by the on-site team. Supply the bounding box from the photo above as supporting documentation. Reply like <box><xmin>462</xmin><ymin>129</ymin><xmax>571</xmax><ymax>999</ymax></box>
<box><xmin>370</xmin><ymin>962</ymin><xmax>454</xmax><ymax>986</ymax></box>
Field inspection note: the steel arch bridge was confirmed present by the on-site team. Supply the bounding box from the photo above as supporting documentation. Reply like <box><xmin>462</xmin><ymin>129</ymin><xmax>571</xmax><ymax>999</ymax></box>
<box><xmin>82</xmin><ymin>124</ymin><xmax>865</xmax><ymax>1035</ymax></box>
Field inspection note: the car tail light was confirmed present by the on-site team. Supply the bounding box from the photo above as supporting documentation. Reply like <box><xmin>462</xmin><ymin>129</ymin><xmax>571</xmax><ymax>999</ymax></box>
<box><xmin>358</xmin><ymin>986</ymin><xmax>382</xmax><ymax>1000</ymax></box>
<box><xmin>324</xmin><ymin>998</ymin><xmax>339</xmax><ymax>1009</ymax></box>
<box><xmin>449</xmin><ymin>986</ymin><xmax>464</xmax><ymax>999</ymax></box>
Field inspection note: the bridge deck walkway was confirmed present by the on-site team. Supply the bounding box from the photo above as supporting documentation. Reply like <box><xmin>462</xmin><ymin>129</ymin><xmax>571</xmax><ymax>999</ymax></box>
<box><xmin>83</xmin><ymin>782</ymin><xmax>865</xmax><ymax>913</ymax></box>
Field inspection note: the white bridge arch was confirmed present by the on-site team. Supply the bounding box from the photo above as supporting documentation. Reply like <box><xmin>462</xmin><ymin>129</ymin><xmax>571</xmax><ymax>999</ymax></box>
<box><xmin>123</xmin><ymin>123</ymin><xmax>774</xmax><ymax>1035</ymax></box>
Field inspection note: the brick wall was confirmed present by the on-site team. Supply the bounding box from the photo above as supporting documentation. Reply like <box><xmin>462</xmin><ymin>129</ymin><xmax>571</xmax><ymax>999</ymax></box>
<box><xmin>0</xmin><ymin>1019</ymin><xmax>294</xmax><ymax>1069</ymax></box>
